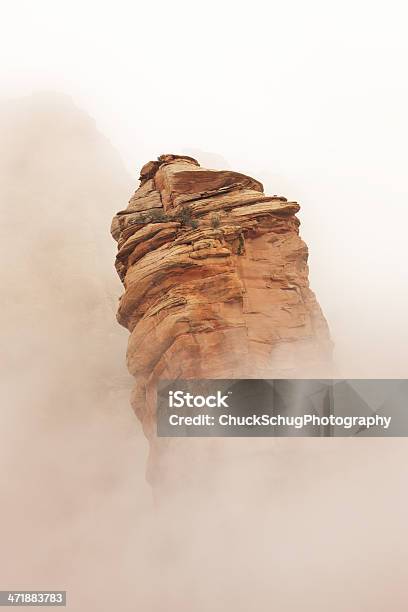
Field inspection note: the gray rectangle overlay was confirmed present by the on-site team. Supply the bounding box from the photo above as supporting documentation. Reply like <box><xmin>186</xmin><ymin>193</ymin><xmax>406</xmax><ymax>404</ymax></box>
<box><xmin>0</xmin><ymin>592</ymin><xmax>66</xmax><ymax>606</ymax></box>
<box><xmin>157</xmin><ymin>379</ymin><xmax>408</xmax><ymax>437</ymax></box>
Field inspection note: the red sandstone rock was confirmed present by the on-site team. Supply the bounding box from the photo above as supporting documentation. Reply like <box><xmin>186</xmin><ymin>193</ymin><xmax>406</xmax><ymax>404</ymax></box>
<box><xmin>111</xmin><ymin>154</ymin><xmax>332</xmax><ymax>488</ymax></box>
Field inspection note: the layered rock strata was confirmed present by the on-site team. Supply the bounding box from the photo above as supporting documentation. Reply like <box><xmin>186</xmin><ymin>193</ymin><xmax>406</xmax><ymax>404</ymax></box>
<box><xmin>111</xmin><ymin>154</ymin><xmax>332</xmax><ymax>487</ymax></box>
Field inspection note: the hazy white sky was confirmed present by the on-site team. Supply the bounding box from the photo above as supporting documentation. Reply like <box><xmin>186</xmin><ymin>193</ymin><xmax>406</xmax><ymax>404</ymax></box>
<box><xmin>2</xmin><ymin>0</ymin><xmax>408</xmax><ymax>374</ymax></box>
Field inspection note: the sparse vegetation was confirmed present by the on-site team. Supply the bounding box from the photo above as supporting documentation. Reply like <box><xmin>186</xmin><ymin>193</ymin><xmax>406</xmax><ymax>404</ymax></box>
<box><xmin>128</xmin><ymin>208</ymin><xmax>170</xmax><ymax>225</ymax></box>
<box><xmin>148</xmin><ymin>208</ymin><xmax>169</xmax><ymax>223</ymax></box>
<box><xmin>130</xmin><ymin>204</ymin><xmax>198</xmax><ymax>229</ymax></box>
<box><xmin>128</xmin><ymin>214</ymin><xmax>145</xmax><ymax>225</ymax></box>
<box><xmin>175</xmin><ymin>205</ymin><xmax>198</xmax><ymax>229</ymax></box>
<box><xmin>210</xmin><ymin>214</ymin><xmax>220</xmax><ymax>229</ymax></box>
<box><xmin>178</xmin><ymin>205</ymin><xmax>192</xmax><ymax>225</ymax></box>
<box><xmin>237</xmin><ymin>233</ymin><xmax>245</xmax><ymax>255</ymax></box>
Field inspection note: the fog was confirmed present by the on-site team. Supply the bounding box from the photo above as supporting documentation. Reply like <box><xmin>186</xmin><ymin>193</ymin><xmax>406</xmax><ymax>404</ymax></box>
<box><xmin>0</xmin><ymin>94</ymin><xmax>153</xmax><ymax>606</ymax></box>
<box><xmin>1</xmin><ymin>2</ymin><xmax>408</xmax><ymax>610</ymax></box>
<box><xmin>3</xmin><ymin>0</ymin><xmax>408</xmax><ymax>375</ymax></box>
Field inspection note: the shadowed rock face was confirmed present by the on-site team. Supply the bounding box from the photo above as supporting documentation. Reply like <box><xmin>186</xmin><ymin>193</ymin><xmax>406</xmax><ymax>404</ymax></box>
<box><xmin>111</xmin><ymin>154</ymin><xmax>332</xmax><ymax>488</ymax></box>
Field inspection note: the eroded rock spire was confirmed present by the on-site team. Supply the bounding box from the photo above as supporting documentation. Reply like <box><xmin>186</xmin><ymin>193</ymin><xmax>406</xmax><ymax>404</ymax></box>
<box><xmin>111</xmin><ymin>154</ymin><xmax>332</xmax><ymax>487</ymax></box>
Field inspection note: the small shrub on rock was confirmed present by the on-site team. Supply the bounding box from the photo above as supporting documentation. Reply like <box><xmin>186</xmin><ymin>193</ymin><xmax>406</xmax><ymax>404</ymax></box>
<box><xmin>149</xmin><ymin>208</ymin><xmax>169</xmax><ymax>223</ymax></box>
<box><xmin>210</xmin><ymin>214</ymin><xmax>221</xmax><ymax>229</ymax></box>
<box><xmin>176</xmin><ymin>205</ymin><xmax>199</xmax><ymax>229</ymax></box>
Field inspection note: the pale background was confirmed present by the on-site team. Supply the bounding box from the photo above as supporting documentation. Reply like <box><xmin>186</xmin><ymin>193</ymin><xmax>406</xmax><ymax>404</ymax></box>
<box><xmin>2</xmin><ymin>0</ymin><xmax>408</xmax><ymax>375</ymax></box>
<box><xmin>1</xmin><ymin>2</ymin><xmax>408</xmax><ymax>611</ymax></box>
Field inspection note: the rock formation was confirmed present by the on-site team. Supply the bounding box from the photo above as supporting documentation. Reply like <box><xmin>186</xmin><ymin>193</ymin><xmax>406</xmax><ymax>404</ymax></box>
<box><xmin>111</xmin><ymin>154</ymin><xmax>332</xmax><ymax>488</ymax></box>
